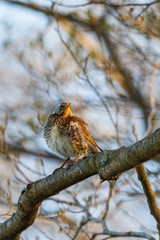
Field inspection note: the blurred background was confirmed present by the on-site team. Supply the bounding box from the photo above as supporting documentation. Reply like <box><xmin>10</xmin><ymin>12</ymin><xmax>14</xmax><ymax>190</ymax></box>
<box><xmin>0</xmin><ymin>0</ymin><xmax>160</xmax><ymax>239</ymax></box>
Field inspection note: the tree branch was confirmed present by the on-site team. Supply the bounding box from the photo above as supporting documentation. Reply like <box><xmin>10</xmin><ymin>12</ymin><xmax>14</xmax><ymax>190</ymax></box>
<box><xmin>100</xmin><ymin>31</ymin><xmax>150</xmax><ymax>127</ymax></box>
<box><xmin>54</xmin><ymin>0</ymin><xmax>160</xmax><ymax>8</ymax></box>
<box><xmin>0</xmin><ymin>129</ymin><xmax>160</xmax><ymax>239</ymax></box>
<box><xmin>4</xmin><ymin>0</ymin><xmax>160</xmax><ymax>9</ymax></box>
<box><xmin>136</xmin><ymin>165</ymin><xmax>160</xmax><ymax>234</ymax></box>
<box><xmin>3</xmin><ymin>0</ymin><xmax>151</xmax><ymax>126</ymax></box>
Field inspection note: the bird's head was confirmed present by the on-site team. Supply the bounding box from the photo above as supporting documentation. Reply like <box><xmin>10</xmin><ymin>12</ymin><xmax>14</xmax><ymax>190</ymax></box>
<box><xmin>54</xmin><ymin>103</ymin><xmax>73</xmax><ymax>117</ymax></box>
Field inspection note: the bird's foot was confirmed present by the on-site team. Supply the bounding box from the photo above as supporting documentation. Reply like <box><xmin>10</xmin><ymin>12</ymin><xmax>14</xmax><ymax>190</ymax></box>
<box><xmin>52</xmin><ymin>157</ymin><xmax>71</xmax><ymax>173</ymax></box>
<box><xmin>66</xmin><ymin>164</ymin><xmax>73</xmax><ymax>169</ymax></box>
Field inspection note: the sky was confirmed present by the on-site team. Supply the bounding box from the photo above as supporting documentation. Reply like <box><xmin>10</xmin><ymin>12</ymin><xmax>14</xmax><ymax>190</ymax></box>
<box><xmin>0</xmin><ymin>1</ymin><xmax>159</xmax><ymax>239</ymax></box>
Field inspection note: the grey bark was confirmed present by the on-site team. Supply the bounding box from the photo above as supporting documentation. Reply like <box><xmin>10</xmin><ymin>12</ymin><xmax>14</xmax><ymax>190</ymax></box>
<box><xmin>0</xmin><ymin>129</ymin><xmax>160</xmax><ymax>240</ymax></box>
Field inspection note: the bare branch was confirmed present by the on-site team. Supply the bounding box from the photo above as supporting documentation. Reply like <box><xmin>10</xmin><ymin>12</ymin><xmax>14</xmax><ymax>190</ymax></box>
<box><xmin>136</xmin><ymin>165</ymin><xmax>160</xmax><ymax>234</ymax></box>
<box><xmin>100</xmin><ymin>31</ymin><xmax>150</xmax><ymax>127</ymax></box>
<box><xmin>91</xmin><ymin>231</ymin><xmax>155</xmax><ymax>240</ymax></box>
<box><xmin>0</xmin><ymin>129</ymin><xmax>160</xmax><ymax>239</ymax></box>
<box><xmin>54</xmin><ymin>0</ymin><xmax>160</xmax><ymax>8</ymax></box>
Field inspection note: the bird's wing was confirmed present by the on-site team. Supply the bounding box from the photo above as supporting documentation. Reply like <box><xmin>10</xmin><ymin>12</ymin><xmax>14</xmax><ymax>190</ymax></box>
<box><xmin>83</xmin><ymin>125</ymin><xmax>102</xmax><ymax>152</ymax></box>
<box><xmin>70</xmin><ymin>116</ymin><xmax>102</xmax><ymax>153</ymax></box>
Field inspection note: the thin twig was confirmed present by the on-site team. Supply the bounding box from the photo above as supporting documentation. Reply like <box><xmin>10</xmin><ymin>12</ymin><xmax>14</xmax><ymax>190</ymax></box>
<box><xmin>54</xmin><ymin>0</ymin><xmax>160</xmax><ymax>8</ymax></box>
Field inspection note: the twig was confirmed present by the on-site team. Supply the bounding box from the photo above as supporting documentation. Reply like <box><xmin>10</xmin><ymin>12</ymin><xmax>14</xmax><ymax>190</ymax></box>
<box><xmin>144</xmin><ymin>70</ymin><xmax>156</xmax><ymax>137</ymax></box>
<box><xmin>54</xmin><ymin>0</ymin><xmax>160</xmax><ymax>8</ymax></box>
<box><xmin>56</xmin><ymin>24</ymin><xmax>120</xmax><ymax>143</ymax></box>
<box><xmin>136</xmin><ymin>165</ymin><xmax>160</xmax><ymax>235</ymax></box>
<box><xmin>102</xmin><ymin>182</ymin><xmax>114</xmax><ymax>220</ymax></box>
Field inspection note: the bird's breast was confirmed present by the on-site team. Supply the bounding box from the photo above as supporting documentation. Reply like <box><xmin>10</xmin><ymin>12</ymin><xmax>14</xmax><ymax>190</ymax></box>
<box><xmin>46</xmin><ymin>125</ymin><xmax>77</xmax><ymax>158</ymax></box>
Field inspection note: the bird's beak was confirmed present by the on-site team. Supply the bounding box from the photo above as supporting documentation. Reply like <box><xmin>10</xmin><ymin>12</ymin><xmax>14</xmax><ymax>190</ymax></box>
<box><xmin>66</xmin><ymin>103</ymin><xmax>71</xmax><ymax>108</ymax></box>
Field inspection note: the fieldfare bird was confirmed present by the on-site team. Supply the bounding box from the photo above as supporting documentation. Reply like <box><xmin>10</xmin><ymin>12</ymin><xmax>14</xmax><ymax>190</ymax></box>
<box><xmin>43</xmin><ymin>103</ymin><xmax>102</xmax><ymax>168</ymax></box>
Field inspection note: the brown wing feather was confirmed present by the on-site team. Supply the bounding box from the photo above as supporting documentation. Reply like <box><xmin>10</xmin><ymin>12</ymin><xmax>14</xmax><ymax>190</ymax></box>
<box><xmin>69</xmin><ymin>116</ymin><xmax>102</xmax><ymax>153</ymax></box>
<box><xmin>83</xmin><ymin>126</ymin><xmax>102</xmax><ymax>152</ymax></box>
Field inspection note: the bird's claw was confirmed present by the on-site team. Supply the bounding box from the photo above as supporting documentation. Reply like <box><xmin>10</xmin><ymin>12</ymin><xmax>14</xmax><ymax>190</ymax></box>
<box><xmin>66</xmin><ymin>164</ymin><xmax>73</xmax><ymax>169</ymax></box>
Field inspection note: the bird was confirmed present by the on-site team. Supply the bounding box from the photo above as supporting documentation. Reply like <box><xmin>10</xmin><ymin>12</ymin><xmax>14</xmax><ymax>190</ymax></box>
<box><xmin>43</xmin><ymin>103</ymin><xmax>102</xmax><ymax>169</ymax></box>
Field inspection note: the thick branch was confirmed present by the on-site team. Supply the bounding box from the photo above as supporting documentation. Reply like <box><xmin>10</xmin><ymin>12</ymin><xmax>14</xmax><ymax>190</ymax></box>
<box><xmin>0</xmin><ymin>129</ymin><xmax>160</xmax><ymax>239</ymax></box>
